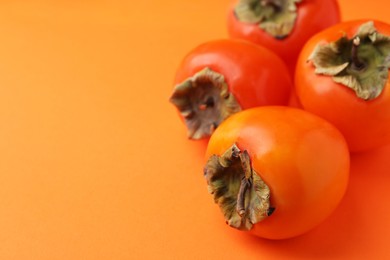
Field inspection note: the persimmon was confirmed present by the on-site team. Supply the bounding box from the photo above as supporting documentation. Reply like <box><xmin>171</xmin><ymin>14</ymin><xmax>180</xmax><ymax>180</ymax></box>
<box><xmin>295</xmin><ymin>20</ymin><xmax>390</xmax><ymax>152</ymax></box>
<box><xmin>204</xmin><ymin>107</ymin><xmax>349</xmax><ymax>239</ymax></box>
<box><xmin>169</xmin><ymin>39</ymin><xmax>292</xmax><ymax>139</ymax></box>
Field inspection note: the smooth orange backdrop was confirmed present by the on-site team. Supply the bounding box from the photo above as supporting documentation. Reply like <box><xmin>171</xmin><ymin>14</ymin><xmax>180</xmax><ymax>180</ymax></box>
<box><xmin>0</xmin><ymin>0</ymin><xmax>389</xmax><ymax>259</ymax></box>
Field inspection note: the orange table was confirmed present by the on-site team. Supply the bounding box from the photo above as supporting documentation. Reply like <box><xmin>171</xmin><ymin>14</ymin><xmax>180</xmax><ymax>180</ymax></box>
<box><xmin>0</xmin><ymin>0</ymin><xmax>389</xmax><ymax>259</ymax></box>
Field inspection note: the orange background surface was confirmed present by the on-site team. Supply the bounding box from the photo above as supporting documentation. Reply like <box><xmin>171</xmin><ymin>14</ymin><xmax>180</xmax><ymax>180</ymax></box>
<box><xmin>1</xmin><ymin>0</ymin><xmax>390</xmax><ymax>259</ymax></box>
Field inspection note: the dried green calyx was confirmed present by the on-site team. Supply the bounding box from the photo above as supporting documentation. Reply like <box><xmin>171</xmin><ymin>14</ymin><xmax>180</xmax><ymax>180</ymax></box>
<box><xmin>204</xmin><ymin>144</ymin><xmax>272</xmax><ymax>231</ymax></box>
<box><xmin>169</xmin><ymin>68</ymin><xmax>241</xmax><ymax>139</ymax></box>
<box><xmin>234</xmin><ymin>0</ymin><xmax>302</xmax><ymax>39</ymax></box>
<box><xmin>309</xmin><ymin>21</ymin><xmax>390</xmax><ymax>100</ymax></box>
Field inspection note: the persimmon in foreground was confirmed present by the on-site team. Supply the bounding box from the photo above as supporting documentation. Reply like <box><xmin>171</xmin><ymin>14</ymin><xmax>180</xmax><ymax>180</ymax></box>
<box><xmin>204</xmin><ymin>107</ymin><xmax>349</xmax><ymax>239</ymax></box>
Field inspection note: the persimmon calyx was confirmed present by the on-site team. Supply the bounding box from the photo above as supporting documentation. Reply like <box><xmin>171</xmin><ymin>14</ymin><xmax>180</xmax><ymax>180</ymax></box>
<box><xmin>308</xmin><ymin>21</ymin><xmax>390</xmax><ymax>100</ymax></box>
<box><xmin>204</xmin><ymin>144</ymin><xmax>272</xmax><ymax>231</ymax></box>
<box><xmin>234</xmin><ymin>0</ymin><xmax>302</xmax><ymax>39</ymax></box>
<box><xmin>169</xmin><ymin>68</ymin><xmax>241</xmax><ymax>140</ymax></box>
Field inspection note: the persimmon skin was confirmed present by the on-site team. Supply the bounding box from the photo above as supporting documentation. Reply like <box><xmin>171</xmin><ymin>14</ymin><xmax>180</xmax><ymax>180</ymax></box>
<box><xmin>205</xmin><ymin>107</ymin><xmax>349</xmax><ymax>239</ymax></box>
<box><xmin>227</xmin><ymin>0</ymin><xmax>341</xmax><ymax>74</ymax></box>
<box><xmin>295</xmin><ymin>19</ymin><xmax>390</xmax><ymax>152</ymax></box>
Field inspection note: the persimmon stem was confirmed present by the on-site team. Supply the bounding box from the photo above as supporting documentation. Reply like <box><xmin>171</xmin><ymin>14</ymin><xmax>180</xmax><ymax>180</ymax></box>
<box><xmin>351</xmin><ymin>37</ymin><xmax>365</xmax><ymax>70</ymax></box>
<box><xmin>236</xmin><ymin>177</ymin><xmax>251</xmax><ymax>216</ymax></box>
<box><xmin>237</xmin><ymin>150</ymin><xmax>253</xmax><ymax>216</ymax></box>
<box><xmin>199</xmin><ymin>96</ymin><xmax>215</xmax><ymax>110</ymax></box>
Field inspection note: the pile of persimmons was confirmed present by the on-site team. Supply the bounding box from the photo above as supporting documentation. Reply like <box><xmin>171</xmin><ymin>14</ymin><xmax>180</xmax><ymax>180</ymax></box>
<box><xmin>169</xmin><ymin>0</ymin><xmax>390</xmax><ymax>239</ymax></box>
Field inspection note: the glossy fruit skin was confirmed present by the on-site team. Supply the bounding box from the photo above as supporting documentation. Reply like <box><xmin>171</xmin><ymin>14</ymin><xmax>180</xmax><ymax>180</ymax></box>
<box><xmin>205</xmin><ymin>107</ymin><xmax>349</xmax><ymax>239</ymax></box>
<box><xmin>295</xmin><ymin>19</ymin><xmax>390</xmax><ymax>152</ymax></box>
<box><xmin>174</xmin><ymin>39</ymin><xmax>292</xmax><ymax>108</ymax></box>
<box><xmin>227</xmin><ymin>0</ymin><xmax>340</xmax><ymax>73</ymax></box>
